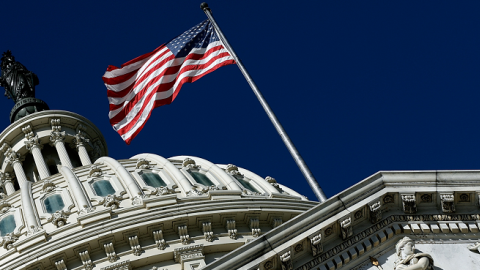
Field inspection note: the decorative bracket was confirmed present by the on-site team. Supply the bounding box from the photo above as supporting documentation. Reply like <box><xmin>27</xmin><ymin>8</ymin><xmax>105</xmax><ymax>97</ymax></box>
<box><xmin>153</xmin><ymin>230</ymin><xmax>167</xmax><ymax>250</ymax></box>
<box><xmin>104</xmin><ymin>242</ymin><xmax>119</xmax><ymax>262</ymax></box>
<box><xmin>279</xmin><ymin>250</ymin><xmax>293</xmax><ymax>270</ymax></box>
<box><xmin>440</xmin><ymin>193</ymin><xmax>455</xmax><ymax>213</ymax></box>
<box><xmin>401</xmin><ymin>194</ymin><xmax>417</xmax><ymax>214</ymax></box>
<box><xmin>54</xmin><ymin>259</ymin><xmax>67</xmax><ymax>270</ymax></box>
<box><xmin>250</xmin><ymin>218</ymin><xmax>261</xmax><ymax>238</ymax></box>
<box><xmin>202</xmin><ymin>222</ymin><xmax>214</xmax><ymax>242</ymax></box>
<box><xmin>272</xmin><ymin>218</ymin><xmax>283</xmax><ymax>228</ymax></box>
<box><xmin>339</xmin><ymin>217</ymin><xmax>353</xmax><ymax>240</ymax></box>
<box><xmin>178</xmin><ymin>225</ymin><xmax>190</xmax><ymax>245</ymax></box>
<box><xmin>226</xmin><ymin>219</ymin><xmax>237</xmax><ymax>240</ymax></box>
<box><xmin>79</xmin><ymin>250</ymin><xmax>94</xmax><ymax>270</ymax></box>
<box><xmin>309</xmin><ymin>232</ymin><xmax>323</xmax><ymax>256</ymax></box>
<box><xmin>128</xmin><ymin>235</ymin><xmax>143</xmax><ymax>256</ymax></box>
<box><xmin>369</xmin><ymin>200</ymin><xmax>382</xmax><ymax>223</ymax></box>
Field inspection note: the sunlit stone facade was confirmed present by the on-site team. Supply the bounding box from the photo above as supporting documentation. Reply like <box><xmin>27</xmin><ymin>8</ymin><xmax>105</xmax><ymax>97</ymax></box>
<box><xmin>0</xmin><ymin>110</ymin><xmax>316</xmax><ymax>270</ymax></box>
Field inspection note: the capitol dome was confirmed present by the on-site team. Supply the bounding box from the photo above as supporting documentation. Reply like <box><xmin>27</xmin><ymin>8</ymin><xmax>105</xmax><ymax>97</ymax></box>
<box><xmin>0</xmin><ymin>110</ymin><xmax>316</xmax><ymax>270</ymax></box>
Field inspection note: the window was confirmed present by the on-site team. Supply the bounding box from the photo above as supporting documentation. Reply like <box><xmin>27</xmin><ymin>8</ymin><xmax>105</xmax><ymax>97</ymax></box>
<box><xmin>92</xmin><ymin>180</ymin><xmax>116</xmax><ymax>197</ymax></box>
<box><xmin>235</xmin><ymin>176</ymin><xmax>261</xmax><ymax>193</ymax></box>
<box><xmin>44</xmin><ymin>194</ymin><xmax>65</xmax><ymax>214</ymax></box>
<box><xmin>189</xmin><ymin>171</ymin><xmax>214</xmax><ymax>186</ymax></box>
<box><xmin>140</xmin><ymin>172</ymin><xmax>167</xmax><ymax>188</ymax></box>
<box><xmin>0</xmin><ymin>215</ymin><xmax>16</xmax><ymax>236</ymax></box>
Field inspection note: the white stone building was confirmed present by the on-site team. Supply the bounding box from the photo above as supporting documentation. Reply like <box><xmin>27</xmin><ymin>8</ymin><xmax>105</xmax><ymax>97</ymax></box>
<box><xmin>0</xmin><ymin>109</ymin><xmax>317</xmax><ymax>270</ymax></box>
<box><xmin>0</xmin><ymin>88</ymin><xmax>479</xmax><ymax>270</ymax></box>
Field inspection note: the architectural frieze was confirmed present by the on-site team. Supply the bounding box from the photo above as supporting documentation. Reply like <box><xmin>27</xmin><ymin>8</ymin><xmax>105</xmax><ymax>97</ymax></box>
<box><xmin>295</xmin><ymin>213</ymin><xmax>480</xmax><ymax>270</ymax></box>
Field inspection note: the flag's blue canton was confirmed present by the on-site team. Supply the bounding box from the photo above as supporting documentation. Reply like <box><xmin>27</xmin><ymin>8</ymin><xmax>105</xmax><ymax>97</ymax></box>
<box><xmin>166</xmin><ymin>20</ymin><xmax>220</xmax><ymax>58</ymax></box>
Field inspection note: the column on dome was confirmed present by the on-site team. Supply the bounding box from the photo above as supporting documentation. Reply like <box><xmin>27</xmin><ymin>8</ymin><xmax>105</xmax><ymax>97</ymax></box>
<box><xmin>96</xmin><ymin>157</ymin><xmax>144</xmax><ymax>205</ymax></box>
<box><xmin>22</xmin><ymin>125</ymin><xmax>50</xmax><ymax>180</ymax></box>
<box><xmin>0</xmin><ymin>171</ymin><xmax>15</xmax><ymax>195</ymax></box>
<box><xmin>59</xmin><ymin>166</ymin><xmax>94</xmax><ymax>214</ymax></box>
<box><xmin>131</xmin><ymin>154</ymin><xmax>195</xmax><ymax>195</ymax></box>
<box><xmin>49</xmin><ymin>119</ymin><xmax>73</xmax><ymax>169</ymax></box>
<box><xmin>0</xmin><ymin>143</ymin><xmax>28</xmax><ymax>187</ymax></box>
<box><xmin>72</xmin><ymin>124</ymin><xmax>92</xmax><ymax>166</ymax></box>
<box><xmin>21</xmin><ymin>181</ymin><xmax>42</xmax><ymax>234</ymax></box>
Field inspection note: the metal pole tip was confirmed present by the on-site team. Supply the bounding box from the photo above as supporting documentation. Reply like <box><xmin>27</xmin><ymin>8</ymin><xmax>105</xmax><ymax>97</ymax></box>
<box><xmin>200</xmin><ymin>2</ymin><xmax>209</xmax><ymax>10</ymax></box>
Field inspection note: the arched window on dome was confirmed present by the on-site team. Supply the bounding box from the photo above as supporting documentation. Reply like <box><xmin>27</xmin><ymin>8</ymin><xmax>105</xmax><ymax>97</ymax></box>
<box><xmin>188</xmin><ymin>171</ymin><xmax>215</xmax><ymax>187</ymax></box>
<box><xmin>35</xmin><ymin>184</ymin><xmax>75</xmax><ymax>225</ymax></box>
<box><xmin>92</xmin><ymin>180</ymin><xmax>116</xmax><ymax>197</ymax></box>
<box><xmin>83</xmin><ymin>165</ymin><xmax>127</xmax><ymax>209</ymax></box>
<box><xmin>233</xmin><ymin>175</ymin><xmax>262</xmax><ymax>194</ymax></box>
<box><xmin>0</xmin><ymin>215</ymin><xmax>16</xmax><ymax>236</ymax></box>
<box><xmin>44</xmin><ymin>194</ymin><xmax>65</xmax><ymax>214</ymax></box>
<box><xmin>132</xmin><ymin>159</ymin><xmax>178</xmax><ymax>196</ymax></box>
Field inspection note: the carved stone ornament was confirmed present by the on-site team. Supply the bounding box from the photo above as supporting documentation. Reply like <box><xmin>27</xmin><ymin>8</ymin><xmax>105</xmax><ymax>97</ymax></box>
<box><xmin>394</xmin><ymin>237</ymin><xmax>434</xmax><ymax>270</ymax></box>
<box><xmin>135</xmin><ymin>158</ymin><xmax>151</xmax><ymax>169</ymax></box>
<box><xmin>174</xmin><ymin>244</ymin><xmax>204</xmax><ymax>264</ymax></box>
<box><xmin>0</xmin><ymin>233</ymin><xmax>18</xmax><ymax>250</ymax></box>
<box><xmin>186</xmin><ymin>186</ymin><xmax>207</xmax><ymax>197</ymax></box>
<box><xmin>27</xmin><ymin>224</ymin><xmax>42</xmax><ymax>236</ymax></box>
<box><xmin>88</xmin><ymin>165</ymin><xmax>103</xmax><ymax>178</ymax></box>
<box><xmin>264</xmin><ymin>260</ymin><xmax>274</xmax><ymax>270</ymax></box>
<box><xmin>49</xmin><ymin>130</ymin><xmax>66</xmax><ymax>145</ymax></box>
<box><xmin>265</xmin><ymin>176</ymin><xmax>287</xmax><ymax>193</ymax></box>
<box><xmin>1</xmin><ymin>143</ymin><xmax>24</xmax><ymax>166</ymax></box>
<box><xmin>339</xmin><ymin>217</ymin><xmax>353</xmax><ymax>240</ymax></box>
<box><xmin>369</xmin><ymin>201</ymin><xmax>382</xmax><ymax>223</ymax></box>
<box><xmin>280</xmin><ymin>251</ymin><xmax>293</xmax><ymax>270</ymax></box>
<box><xmin>0</xmin><ymin>199</ymin><xmax>11</xmax><ymax>214</ymax></box>
<box><xmin>401</xmin><ymin>194</ymin><xmax>417</xmax><ymax>214</ymax></box>
<box><xmin>100</xmin><ymin>260</ymin><xmax>132</xmax><ymax>270</ymax></box>
<box><xmin>152</xmin><ymin>186</ymin><xmax>176</xmax><ymax>196</ymax></box>
<box><xmin>41</xmin><ymin>179</ymin><xmax>56</xmax><ymax>193</ymax></box>
<box><xmin>421</xmin><ymin>194</ymin><xmax>432</xmax><ymax>203</ymax></box>
<box><xmin>182</xmin><ymin>158</ymin><xmax>200</xmax><ymax>169</ymax></box>
<box><xmin>310</xmin><ymin>233</ymin><xmax>323</xmax><ymax>256</ymax></box>
<box><xmin>100</xmin><ymin>194</ymin><xmax>122</xmax><ymax>209</ymax></box>
<box><xmin>440</xmin><ymin>193</ymin><xmax>455</xmax><ymax>213</ymax></box>
<box><xmin>48</xmin><ymin>210</ymin><xmax>69</xmax><ymax>227</ymax></box>
<box><xmin>24</xmin><ymin>134</ymin><xmax>42</xmax><ymax>152</ymax></box>
<box><xmin>71</xmin><ymin>131</ymin><xmax>89</xmax><ymax>149</ymax></box>
<box><xmin>383</xmin><ymin>194</ymin><xmax>394</xmax><ymax>204</ymax></box>
<box><xmin>468</xmin><ymin>241</ymin><xmax>480</xmax><ymax>253</ymax></box>
<box><xmin>459</xmin><ymin>193</ymin><xmax>470</xmax><ymax>202</ymax></box>
<box><xmin>324</xmin><ymin>226</ymin><xmax>333</xmax><ymax>237</ymax></box>
<box><xmin>78</xmin><ymin>205</ymin><xmax>95</xmax><ymax>215</ymax></box>
<box><xmin>225</xmin><ymin>164</ymin><xmax>242</xmax><ymax>175</ymax></box>
<box><xmin>354</xmin><ymin>210</ymin><xmax>363</xmax><ymax>220</ymax></box>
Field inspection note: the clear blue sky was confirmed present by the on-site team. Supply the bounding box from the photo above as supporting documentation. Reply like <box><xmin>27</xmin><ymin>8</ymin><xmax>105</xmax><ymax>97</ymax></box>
<box><xmin>1</xmin><ymin>1</ymin><xmax>480</xmax><ymax>201</ymax></box>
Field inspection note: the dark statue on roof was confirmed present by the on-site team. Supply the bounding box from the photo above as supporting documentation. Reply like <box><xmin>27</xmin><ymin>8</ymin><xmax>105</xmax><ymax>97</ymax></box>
<box><xmin>0</xmin><ymin>50</ymin><xmax>39</xmax><ymax>102</ymax></box>
<box><xmin>0</xmin><ymin>50</ymin><xmax>48</xmax><ymax>123</ymax></box>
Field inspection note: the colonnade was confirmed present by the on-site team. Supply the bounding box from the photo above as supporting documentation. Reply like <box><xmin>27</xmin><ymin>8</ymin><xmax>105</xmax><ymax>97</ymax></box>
<box><xmin>0</xmin><ymin>119</ymin><xmax>93</xmax><ymax>196</ymax></box>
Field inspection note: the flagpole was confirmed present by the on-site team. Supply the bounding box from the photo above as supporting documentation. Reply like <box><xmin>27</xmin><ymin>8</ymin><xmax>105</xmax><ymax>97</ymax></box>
<box><xmin>200</xmin><ymin>3</ymin><xmax>328</xmax><ymax>202</ymax></box>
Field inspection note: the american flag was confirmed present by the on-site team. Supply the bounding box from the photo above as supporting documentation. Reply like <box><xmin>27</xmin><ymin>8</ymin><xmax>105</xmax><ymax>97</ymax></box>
<box><xmin>102</xmin><ymin>20</ymin><xmax>235</xmax><ymax>144</ymax></box>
